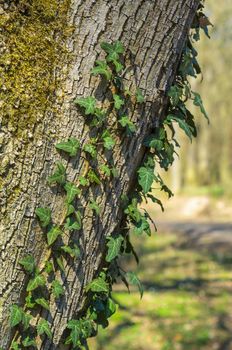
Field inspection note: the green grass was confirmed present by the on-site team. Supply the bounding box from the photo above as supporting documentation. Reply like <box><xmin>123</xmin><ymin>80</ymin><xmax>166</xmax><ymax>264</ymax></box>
<box><xmin>89</xmin><ymin>231</ymin><xmax>232</xmax><ymax>350</ymax></box>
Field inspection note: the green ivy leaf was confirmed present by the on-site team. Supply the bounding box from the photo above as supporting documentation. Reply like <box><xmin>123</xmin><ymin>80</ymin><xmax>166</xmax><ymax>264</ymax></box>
<box><xmin>64</xmin><ymin>182</ymin><xmax>81</xmax><ymax>204</ymax></box>
<box><xmin>37</xmin><ymin>318</ymin><xmax>52</xmax><ymax>339</ymax></box>
<box><xmin>22</xmin><ymin>337</ymin><xmax>36</xmax><ymax>348</ymax></box>
<box><xmin>19</xmin><ymin>255</ymin><xmax>36</xmax><ymax>274</ymax></box>
<box><xmin>47</xmin><ymin>226</ymin><xmax>62</xmax><ymax>246</ymax></box>
<box><xmin>101</xmin><ymin>41</ymin><xmax>124</xmax><ymax>72</ymax></box>
<box><xmin>25</xmin><ymin>293</ymin><xmax>36</xmax><ymax>309</ymax></box>
<box><xmin>99</xmin><ymin>164</ymin><xmax>111</xmax><ymax>177</ymax></box>
<box><xmin>113</xmin><ymin>94</ymin><xmax>124</xmax><ymax>110</ymax></box>
<box><xmin>64</xmin><ymin>217</ymin><xmax>81</xmax><ymax>231</ymax></box>
<box><xmin>137</xmin><ymin>166</ymin><xmax>155</xmax><ymax>193</ymax></box>
<box><xmin>86</xmin><ymin>276</ymin><xmax>109</xmax><ymax>293</ymax></box>
<box><xmin>66</xmin><ymin>204</ymin><xmax>75</xmax><ymax>217</ymax></box>
<box><xmin>147</xmin><ymin>193</ymin><xmax>164</xmax><ymax>212</ymax></box>
<box><xmin>126</xmin><ymin>271</ymin><xmax>143</xmax><ymax>298</ymax></box>
<box><xmin>10</xmin><ymin>304</ymin><xmax>23</xmax><ymax>327</ymax></box>
<box><xmin>88</xmin><ymin>169</ymin><xmax>101</xmax><ymax>185</ymax></box>
<box><xmin>56</xmin><ymin>256</ymin><xmax>65</xmax><ymax>272</ymax></box>
<box><xmin>135</xmin><ymin>88</ymin><xmax>144</xmax><ymax>103</ymax></box>
<box><xmin>89</xmin><ymin>199</ymin><xmax>100</xmax><ymax>215</ymax></box>
<box><xmin>119</xmin><ymin>116</ymin><xmax>136</xmax><ymax>134</ymax></box>
<box><xmin>91</xmin><ymin>60</ymin><xmax>112</xmax><ymax>80</ymax></box>
<box><xmin>11</xmin><ymin>341</ymin><xmax>21</xmax><ymax>350</ymax></box>
<box><xmin>35</xmin><ymin>207</ymin><xmax>51</xmax><ymax>228</ymax></box>
<box><xmin>75</xmin><ymin>210</ymin><xmax>82</xmax><ymax>229</ymax></box>
<box><xmin>83</xmin><ymin>143</ymin><xmax>97</xmax><ymax>158</ymax></box>
<box><xmin>144</xmin><ymin>134</ymin><xmax>164</xmax><ymax>150</ymax></box>
<box><xmin>74</xmin><ymin>96</ymin><xmax>97</xmax><ymax>115</ymax></box>
<box><xmin>27</xmin><ymin>274</ymin><xmax>46</xmax><ymax>292</ymax></box>
<box><xmin>44</xmin><ymin>260</ymin><xmax>53</xmax><ymax>274</ymax></box>
<box><xmin>168</xmin><ymin>85</ymin><xmax>182</xmax><ymax>106</ymax></box>
<box><xmin>102</xmin><ymin>130</ymin><xmax>116</xmax><ymax>150</ymax></box>
<box><xmin>52</xmin><ymin>280</ymin><xmax>64</xmax><ymax>298</ymax></box>
<box><xmin>192</xmin><ymin>91</ymin><xmax>209</xmax><ymax>121</ymax></box>
<box><xmin>106</xmin><ymin>235</ymin><xmax>124</xmax><ymax>262</ymax></box>
<box><xmin>67</xmin><ymin>319</ymin><xmax>93</xmax><ymax>346</ymax></box>
<box><xmin>61</xmin><ymin>244</ymin><xmax>80</xmax><ymax>259</ymax></box>
<box><xmin>22</xmin><ymin>312</ymin><xmax>32</xmax><ymax>331</ymax></box>
<box><xmin>133</xmin><ymin>217</ymin><xmax>151</xmax><ymax>236</ymax></box>
<box><xmin>55</xmin><ymin>138</ymin><xmax>80</xmax><ymax>157</ymax></box>
<box><xmin>78</xmin><ymin>176</ymin><xmax>89</xmax><ymax>187</ymax></box>
<box><xmin>48</xmin><ymin>162</ymin><xmax>66</xmax><ymax>185</ymax></box>
<box><xmin>124</xmin><ymin>199</ymin><xmax>141</xmax><ymax>223</ymax></box>
<box><xmin>166</xmin><ymin>114</ymin><xmax>194</xmax><ymax>141</ymax></box>
<box><xmin>35</xmin><ymin>298</ymin><xmax>50</xmax><ymax>311</ymax></box>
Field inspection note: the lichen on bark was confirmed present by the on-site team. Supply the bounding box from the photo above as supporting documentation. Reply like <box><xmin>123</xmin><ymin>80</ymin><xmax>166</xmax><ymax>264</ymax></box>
<box><xmin>0</xmin><ymin>0</ymin><xmax>71</xmax><ymax>136</ymax></box>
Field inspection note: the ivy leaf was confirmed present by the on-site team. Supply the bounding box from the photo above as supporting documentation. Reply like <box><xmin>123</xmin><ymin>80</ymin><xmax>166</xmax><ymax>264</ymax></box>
<box><xmin>52</xmin><ymin>280</ymin><xmax>64</xmax><ymax>298</ymax></box>
<box><xmin>64</xmin><ymin>217</ymin><xmax>81</xmax><ymax>231</ymax></box>
<box><xmin>37</xmin><ymin>318</ymin><xmax>52</xmax><ymax>339</ymax></box>
<box><xmin>66</xmin><ymin>320</ymin><xmax>81</xmax><ymax>346</ymax></box>
<box><xmin>137</xmin><ymin>166</ymin><xmax>155</xmax><ymax>193</ymax></box>
<box><xmin>75</xmin><ymin>210</ymin><xmax>82</xmax><ymax>229</ymax></box>
<box><xmin>91</xmin><ymin>60</ymin><xmax>112</xmax><ymax>80</ymax></box>
<box><xmin>135</xmin><ymin>88</ymin><xmax>144</xmax><ymax>103</ymax></box>
<box><xmin>19</xmin><ymin>255</ymin><xmax>36</xmax><ymax>274</ymax></box>
<box><xmin>64</xmin><ymin>182</ymin><xmax>81</xmax><ymax>204</ymax></box>
<box><xmin>102</xmin><ymin>130</ymin><xmax>116</xmax><ymax>150</ymax></box>
<box><xmin>106</xmin><ymin>235</ymin><xmax>124</xmax><ymax>262</ymax></box>
<box><xmin>78</xmin><ymin>176</ymin><xmax>89</xmax><ymax>187</ymax></box>
<box><xmin>47</xmin><ymin>226</ymin><xmax>62</xmax><ymax>246</ymax></box>
<box><xmin>48</xmin><ymin>162</ymin><xmax>66</xmax><ymax>185</ymax></box>
<box><xmin>35</xmin><ymin>298</ymin><xmax>50</xmax><ymax>311</ymax></box>
<box><xmin>101</xmin><ymin>41</ymin><xmax>124</xmax><ymax>71</ymax></box>
<box><xmin>22</xmin><ymin>312</ymin><xmax>32</xmax><ymax>331</ymax></box>
<box><xmin>147</xmin><ymin>193</ymin><xmax>164</xmax><ymax>212</ymax></box>
<box><xmin>83</xmin><ymin>143</ymin><xmax>97</xmax><ymax>158</ymax></box>
<box><xmin>88</xmin><ymin>169</ymin><xmax>101</xmax><ymax>185</ymax></box>
<box><xmin>74</xmin><ymin>96</ymin><xmax>97</xmax><ymax>115</ymax></box>
<box><xmin>25</xmin><ymin>294</ymin><xmax>36</xmax><ymax>309</ymax></box>
<box><xmin>113</xmin><ymin>94</ymin><xmax>124</xmax><ymax>110</ymax></box>
<box><xmin>126</xmin><ymin>271</ymin><xmax>143</xmax><ymax>298</ymax></box>
<box><xmin>56</xmin><ymin>256</ymin><xmax>65</xmax><ymax>272</ymax></box>
<box><xmin>89</xmin><ymin>199</ymin><xmax>100</xmax><ymax>215</ymax></box>
<box><xmin>113</xmin><ymin>60</ymin><xmax>124</xmax><ymax>73</ymax></box>
<box><xmin>35</xmin><ymin>207</ymin><xmax>51</xmax><ymax>228</ymax></box>
<box><xmin>168</xmin><ymin>85</ymin><xmax>182</xmax><ymax>106</ymax></box>
<box><xmin>192</xmin><ymin>91</ymin><xmax>209</xmax><ymax>121</ymax></box>
<box><xmin>133</xmin><ymin>217</ymin><xmax>151</xmax><ymax>236</ymax></box>
<box><xmin>124</xmin><ymin>199</ymin><xmax>142</xmax><ymax>223</ymax></box>
<box><xmin>11</xmin><ymin>342</ymin><xmax>21</xmax><ymax>350</ymax></box>
<box><xmin>44</xmin><ymin>260</ymin><xmax>53</xmax><ymax>274</ymax></box>
<box><xmin>66</xmin><ymin>204</ymin><xmax>75</xmax><ymax>217</ymax></box>
<box><xmin>22</xmin><ymin>337</ymin><xmax>36</xmax><ymax>348</ymax></box>
<box><xmin>144</xmin><ymin>135</ymin><xmax>164</xmax><ymax>150</ymax></box>
<box><xmin>61</xmin><ymin>244</ymin><xmax>80</xmax><ymax>259</ymax></box>
<box><xmin>119</xmin><ymin>116</ymin><xmax>136</xmax><ymax>134</ymax></box>
<box><xmin>99</xmin><ymin>164</ymin><xmax>111</xmax><ymax>177</ymax></box>
<box><xmin>86</xmin><ymin>276</ymin><xmax>109</xmax><ymax>293</ymax></box>
<box><xmin>55</xmin><ymin>138</ymin><xmax>80</xmax><ymax>157</ymax></box>
<box><xmin>27</xmin><ymin>274</ymin><xmax>46</xmax><ymax>292</ymax></box>
<box><xmin>10</xmin><ymin>304</ymin><xmax>23</xmax><ymax>327</ymax></box>
<box><xmin>166</xmin><ymin>115</ymin><xmax>194</xmax><ymax>141</ymax></box>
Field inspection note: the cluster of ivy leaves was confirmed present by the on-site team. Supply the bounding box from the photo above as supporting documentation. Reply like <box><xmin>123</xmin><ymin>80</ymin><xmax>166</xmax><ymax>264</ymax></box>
<box><xmin>8</xmin><ymin>2</ymin><xmax>211</xmax><ymax>349</ymax></box>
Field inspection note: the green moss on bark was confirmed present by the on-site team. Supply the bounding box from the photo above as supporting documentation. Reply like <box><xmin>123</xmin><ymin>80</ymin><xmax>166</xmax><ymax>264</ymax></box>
<box><xmin>0</xmin><ymin>0</ymin><xmax>71</xmax><ymax>135</ymax></box>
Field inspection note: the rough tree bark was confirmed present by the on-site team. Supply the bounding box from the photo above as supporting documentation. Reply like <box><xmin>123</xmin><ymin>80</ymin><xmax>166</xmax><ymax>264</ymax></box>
<box><xmin>0</xmin><ymin>0</ymin><xmax>199</xmax><ymax>348</ymax></box>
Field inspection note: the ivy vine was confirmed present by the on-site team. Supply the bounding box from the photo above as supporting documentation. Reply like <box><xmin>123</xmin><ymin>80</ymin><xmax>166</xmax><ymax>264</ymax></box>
<box><xmin>7</xmin><ymin>2</ymin><xmax>211</xmax><ymax>349</ymax></box>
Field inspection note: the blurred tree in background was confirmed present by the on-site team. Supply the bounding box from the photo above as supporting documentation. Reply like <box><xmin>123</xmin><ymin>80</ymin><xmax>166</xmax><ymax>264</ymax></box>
<box><xmin>170</xmin><ymin>0</ymin><xmax>232</xmax><ymax>196</ymax></box>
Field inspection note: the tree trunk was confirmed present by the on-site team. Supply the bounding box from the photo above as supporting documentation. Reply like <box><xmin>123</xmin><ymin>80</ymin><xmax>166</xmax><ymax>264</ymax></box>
<box><xmin>0</xmin><ymin>0</ymin><xmax>199</xmax><ymax>348</ymax></box>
